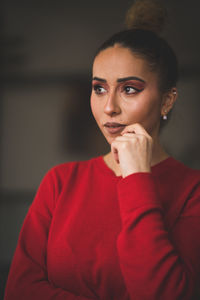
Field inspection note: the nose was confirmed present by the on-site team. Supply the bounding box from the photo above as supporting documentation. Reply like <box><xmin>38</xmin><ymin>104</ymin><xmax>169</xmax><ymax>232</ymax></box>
<box><xmin>104</xmin><ymin>91</ymin><xmax>121</xmax><ymax>116</ymax></box>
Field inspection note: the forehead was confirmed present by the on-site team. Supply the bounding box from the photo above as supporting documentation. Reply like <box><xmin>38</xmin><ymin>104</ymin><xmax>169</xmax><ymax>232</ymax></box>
<box><xmin>93</xmin><ymin>46</ymin><xmax>152</xmax><ymax>79</ymax></box>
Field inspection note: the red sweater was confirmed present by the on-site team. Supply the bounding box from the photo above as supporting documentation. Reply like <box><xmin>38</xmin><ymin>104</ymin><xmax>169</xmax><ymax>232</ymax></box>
<box><xmin>4</xmin><ymin>156</ymin><xmax>200</xmax><ymax>300</ymax></box>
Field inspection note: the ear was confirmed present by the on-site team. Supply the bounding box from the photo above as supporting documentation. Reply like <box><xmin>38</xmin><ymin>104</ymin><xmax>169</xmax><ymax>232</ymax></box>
<box><xmin>161</xmin><ymin>87</ymin><xmax>178</xmax><ymax>118</ymax></box>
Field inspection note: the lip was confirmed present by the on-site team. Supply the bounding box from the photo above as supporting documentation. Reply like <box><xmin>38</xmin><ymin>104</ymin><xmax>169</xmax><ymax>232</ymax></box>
<box><xmin>104</xmin><ymin>122</ymin><xmax>126</xmax><ymax>135</ymax></box>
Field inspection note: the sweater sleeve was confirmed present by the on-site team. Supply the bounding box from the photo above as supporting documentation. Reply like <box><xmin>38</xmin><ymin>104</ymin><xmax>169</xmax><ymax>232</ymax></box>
<box><xmin>4</xmin><ymin>169</ymin><xmax>95</xmax><ymax>300</ymax></box>
<box><xmin>117</xmin><ymin>173</ymin><xmax>200</xmax><ymax>300</ymax></box>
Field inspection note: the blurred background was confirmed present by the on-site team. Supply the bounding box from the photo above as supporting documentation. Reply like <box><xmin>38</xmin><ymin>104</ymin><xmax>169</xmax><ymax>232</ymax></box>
<box><xmin>0</xmin><ymin>0</ymin><xmax>200</xmax><ymax>298</ymax></box>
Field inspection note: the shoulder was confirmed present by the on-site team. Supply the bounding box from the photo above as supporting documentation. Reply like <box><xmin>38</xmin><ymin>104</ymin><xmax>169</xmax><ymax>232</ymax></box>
<box><xmin>168</xmin><ymin>158</ymin><xmax>200</xmax><ymax>216</ymax></box>
<box><xmin>153</xmin><ymin>157</ymin><xmax>200</xmax><ymax>203</ymax></box>
<box><xmin>156</xmin><ymin>157</ymin><xmax>200</xmax><ymax>186</ymax></box>
<box><xmin>43</xmin><ymin>156</ymin><xmax>100</xmax><ymax>188</ymax></box>
<box><xmin>153</xmin><ymin>158</ymin><xmax>200</xmax><ymax>224</ymax></box>
<box><xmin>170</xmin><ymin>158</ymin><xmax>200</xmax><ymax>185</ymax></box>
<box><xmin>31</xmin><ymin>156</ymin><xmax>101</xmax><ymax>212</ymax></box>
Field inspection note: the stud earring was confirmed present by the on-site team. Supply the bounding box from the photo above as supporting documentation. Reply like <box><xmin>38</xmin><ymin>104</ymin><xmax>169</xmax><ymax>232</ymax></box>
<box><xmin>162</xmin><ymin>110</ymin><xmax>168</xmax><ymax>120</ymax></box>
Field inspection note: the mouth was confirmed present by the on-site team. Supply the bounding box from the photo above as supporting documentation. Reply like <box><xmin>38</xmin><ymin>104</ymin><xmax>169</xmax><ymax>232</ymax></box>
<box><xmin>103</xmin><ymin>122</ymin><xmax>126</xmax><ymax>135</ymax></box>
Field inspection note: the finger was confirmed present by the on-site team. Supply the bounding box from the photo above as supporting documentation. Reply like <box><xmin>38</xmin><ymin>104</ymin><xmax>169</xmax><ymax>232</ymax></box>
<box><xmin>115</xmin><ymin>135</ymin><xmax>137</xmax><ymax>142</ymax></box>
<box><xmin>121</xmin><ymin>123</ymin><xmax>151</xmax><ymax>138</ymax></box>
<box><xmin>122</xmin><ymin>130</ymin><xmax>136</xmax><ymax>134</ymax></box>
<box><xmin>115</xmin><ymin>134</ymin><xmax>151</xmax><ymax>148</ymax></box>
<box><xmin>111</xmin><ymin>142</ymin><xmax>120</xmax><ymax>164</ymax></box>
<box><xmin>116</xmin><ymin>133</ymin><xmax>146</xmax><ymax>141</ymax></box>
<box><xmin>121</xmin><ymin>132</ymin><xmax>136</xmax><ymax>138</ymax></box>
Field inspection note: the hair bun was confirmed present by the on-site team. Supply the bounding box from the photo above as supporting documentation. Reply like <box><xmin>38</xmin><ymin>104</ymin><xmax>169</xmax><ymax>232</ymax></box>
<box><xmin>125</xmin><ymin>0</ymin><xmax>167</xmax><ymax>35</ymax></box>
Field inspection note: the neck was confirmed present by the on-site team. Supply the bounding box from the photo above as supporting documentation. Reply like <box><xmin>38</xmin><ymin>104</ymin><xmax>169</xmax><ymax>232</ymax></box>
<box><xmin>103</xmin><ymin>138</ymin><xmax>169</xmax><ymax>177</ymax></box>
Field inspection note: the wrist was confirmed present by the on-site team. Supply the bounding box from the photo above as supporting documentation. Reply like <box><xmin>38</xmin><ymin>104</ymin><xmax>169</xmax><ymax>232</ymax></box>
<box><xmin>122</xmin><ymin>167</ymin><xmax>151</xmax><ymax>178</ymax></box>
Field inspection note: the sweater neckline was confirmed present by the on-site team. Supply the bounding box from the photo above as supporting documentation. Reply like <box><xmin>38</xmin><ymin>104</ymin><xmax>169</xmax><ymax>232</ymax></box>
<box><xmin>94</xmin><ymin>155</ymin><xmax>176</xmax><ymax>178</ymax></box>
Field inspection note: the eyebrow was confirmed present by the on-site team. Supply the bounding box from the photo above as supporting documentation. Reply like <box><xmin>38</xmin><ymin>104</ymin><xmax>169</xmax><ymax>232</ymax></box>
<box><xmin>92</xmin><ymin>76</ymin><xmax>145</xmax><ymax>83</ymax></box>
<box><xmin>92</xmin><ymin>77</ymin><xmax>106</xmax><ymax>83</ymax></box>
<box><xmin>117</xmin><ymin>76</ymin><xmax>145</xmax><ymax>83</ymax></box>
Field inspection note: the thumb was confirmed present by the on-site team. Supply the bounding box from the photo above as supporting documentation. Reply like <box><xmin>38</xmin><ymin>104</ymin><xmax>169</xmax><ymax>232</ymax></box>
<box><xmin>111</xmin><ymin>142</ymin><xmax>120</xmax><ymax>164</ymax></box>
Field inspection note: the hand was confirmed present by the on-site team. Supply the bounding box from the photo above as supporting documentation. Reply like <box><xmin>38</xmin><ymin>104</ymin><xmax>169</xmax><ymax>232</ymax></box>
<box><xmin>111</xmin><ymin>123</ymin><xmax>153</xmax><ymax>178</ymax></box>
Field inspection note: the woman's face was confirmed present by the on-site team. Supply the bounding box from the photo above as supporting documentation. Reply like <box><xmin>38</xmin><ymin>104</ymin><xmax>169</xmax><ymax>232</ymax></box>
<box><xmin>90</xmin><ymin>45</ymin><xmax>164</xmax><ymax>145</ymax></box>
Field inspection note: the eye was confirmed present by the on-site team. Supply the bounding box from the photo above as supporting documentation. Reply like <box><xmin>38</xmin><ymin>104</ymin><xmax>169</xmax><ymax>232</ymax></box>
<box><xmin>93</xmin><ymin>84</ymin><xmax>107</xmax><ymax>95</ymax></box>
<box><xmin>124</xmin><ymin>86</ymin><xmax>138</xmax><ymax>94</ymax></box>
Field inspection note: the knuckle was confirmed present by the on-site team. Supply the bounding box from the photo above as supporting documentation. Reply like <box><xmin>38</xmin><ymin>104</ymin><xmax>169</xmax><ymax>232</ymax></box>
<box><xmin>147</xmin><ymin>135</ymin><xmax>153</xmax><ymax>143</ymax></box>
<box><xmin>111</xmin><ymin>141</ymin><xmax>117</xmax><ymax>148</ymax></box>
<box><xmin>132</xmin><ymin>137</ymin><xmax>137</xmax><ymax>144</ymax></box>
<box><xmin>121</xmin><ymin>142</ymin><xmax>129</xmax><ymax>150</ymax></box>
<box><xmin>138</xmin><ymin>135</ymin><xmax>146</xmax><ymax>143</ymax></box>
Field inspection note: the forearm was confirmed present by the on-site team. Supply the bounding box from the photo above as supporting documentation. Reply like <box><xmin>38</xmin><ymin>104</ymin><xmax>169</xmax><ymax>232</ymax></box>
<box><xmin>117</xmin><ymin>173</ymin><xmax>198</xmax><ymax>300</ymax></box>
<box><xmin>5</xmin><ymin>276</ymin><xmax>94</xmax><ymax>300</ymax></box>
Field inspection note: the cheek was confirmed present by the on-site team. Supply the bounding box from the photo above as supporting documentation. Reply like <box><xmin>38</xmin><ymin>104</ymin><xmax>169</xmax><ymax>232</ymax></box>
<box><xmin>90</xmin><ymin>95</ymin><xmax>100</xmax><ymax>124</ymax></box>
<box><xmin>124</xmin><ymin>96</ymin><xmax>161</xmax><ymax>128</ymax></box>
<box><xmin>90</xmin><ymin>95</ymin><xmax>95</xmax><ymax>115</ymax></box>
<box><xmin>141</xmin><ymin>99</ymin><xmax>162</xmax><ymax>131</ymax></box>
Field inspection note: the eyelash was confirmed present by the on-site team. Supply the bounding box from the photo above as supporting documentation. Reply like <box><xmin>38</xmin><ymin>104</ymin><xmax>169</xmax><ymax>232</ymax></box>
<box><xmin>93</xmin><ymin>84</ymin><xmax>107</xmax><ymax>95</ymax></box>
<box><xmin>122</xmin><ymin>86</ymin><xmax>141</xmax><ymax>94</ymax></box>
<box><xmin>92</xmin><ymin>84</ymin><xmax>143</xmax><ymax>95</ymax></box>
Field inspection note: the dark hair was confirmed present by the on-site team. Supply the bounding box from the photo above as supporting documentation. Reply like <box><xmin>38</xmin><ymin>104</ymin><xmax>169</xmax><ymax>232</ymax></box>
<box><xmin>94</xmin><ymin>28</ymin><xmax>179</xmax><ymax>93</ymax></box>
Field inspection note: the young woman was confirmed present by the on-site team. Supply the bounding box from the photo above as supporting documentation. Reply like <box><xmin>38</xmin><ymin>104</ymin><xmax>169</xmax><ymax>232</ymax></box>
<box><xmin>5</xmin><ymin>1</ymin><xmax>200</xmax><ymax>299</ymax></box>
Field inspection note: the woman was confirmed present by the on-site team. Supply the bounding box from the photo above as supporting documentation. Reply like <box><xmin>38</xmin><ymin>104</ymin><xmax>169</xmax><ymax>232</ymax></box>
<box><xmin>4</xmin><ymin>0</ymin><xmax>200</xmax><ymax>299</ymax></box>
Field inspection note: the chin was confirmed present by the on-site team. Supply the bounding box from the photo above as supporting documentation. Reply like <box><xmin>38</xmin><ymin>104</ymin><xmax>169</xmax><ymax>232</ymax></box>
<box><xmin>104</xmin><ymin>134</ymin><xmax>118</xmax><ymax>145</ymax></box>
